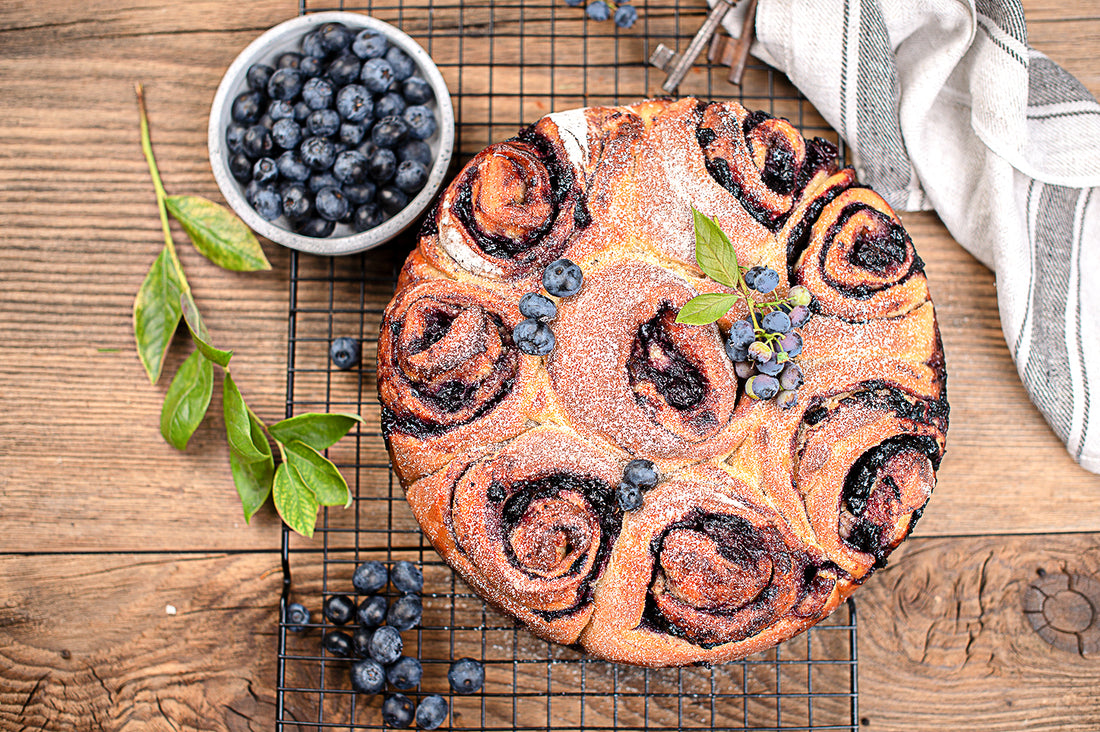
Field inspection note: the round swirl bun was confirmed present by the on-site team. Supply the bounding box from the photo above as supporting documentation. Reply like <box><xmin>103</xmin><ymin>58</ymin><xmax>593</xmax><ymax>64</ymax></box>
<box><xmin>378</xmin><ymin>97</ymin><xmax>948</xmax><ymax>666</ymax></box>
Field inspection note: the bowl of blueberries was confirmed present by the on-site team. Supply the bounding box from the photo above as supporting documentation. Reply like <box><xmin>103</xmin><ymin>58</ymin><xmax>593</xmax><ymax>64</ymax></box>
<box><xmin>209</xmin><ymin>12</ymin><xmax>455</xmax><ymax>256</ymax></box>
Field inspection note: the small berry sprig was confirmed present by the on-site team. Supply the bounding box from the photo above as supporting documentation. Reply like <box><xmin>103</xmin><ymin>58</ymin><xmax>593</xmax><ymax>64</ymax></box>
<box><xmin>564</xmin><ymin>0</ymin><xmax>639</xmax><ymax>28</ymax></box>
<box><xmin>676</xmin><ymin>207</ymin><xmax>814</xmax><ymax>408</ymax></box>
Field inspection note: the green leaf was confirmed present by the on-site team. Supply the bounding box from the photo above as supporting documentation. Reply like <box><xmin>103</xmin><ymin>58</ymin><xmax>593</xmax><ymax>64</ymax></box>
<box><xmin>180</xmin><ymin>292</ymin><xmax>232</xmax><ymax>367</ymax></box>
<box><xmin>281</xmin><ymin>440</ymin><xmax>351</xmax><ymax>508</ymax></box>
<box><xmin>133</xmin><ymin>247</ymin><xmax>183</xmax><ymax>383</ymax></box>
<box><xmin>273</xmin><ymin>462</ymin><xmax>319</xmax><ymax>538</ymax></box>
<box><xmin>268</xmin><ymin>412</ymin><xmax>364</xmax><ymax>451</ymax></box>
<box><xmin>223</xmin><ymin>374</ymin><xmax>269</xmax><ymax>463</ymax></box>
<box><xmin>230</xmin><ymin>448</ymin><xmax>274</xmax><ymax>524</ymax></box>
<box><xmin>692</xmin><ymin>207</ymin><xmax>741</xmax><ymax>288</ymax></box>
<box><xmin>160</xmin><ymin>350</ymin><xmax>214</xmax><ymax>450</ymax></box>
<box><xmin>676</xmin><ymin>293</ymin><xmax>741</xmax><ymax>325</ymax></box>
<box><xmin>165</xmin><ymin>195</ymin><xmax>271</xmax><ymax>272</ymax></box>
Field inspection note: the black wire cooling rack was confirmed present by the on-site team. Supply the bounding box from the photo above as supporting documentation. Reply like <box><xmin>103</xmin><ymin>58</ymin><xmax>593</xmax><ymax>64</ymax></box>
<box><xmin>276</xmin><ymin>1</ymin><xmax>858</xmax><ymax>730</ymax></box>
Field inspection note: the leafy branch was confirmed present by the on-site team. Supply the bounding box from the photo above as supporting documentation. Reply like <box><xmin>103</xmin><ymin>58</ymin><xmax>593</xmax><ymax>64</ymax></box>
<box><xmin>132</xmin><ymin>83</ymin><xmax>360</xmax><ymax>537</ymax></box>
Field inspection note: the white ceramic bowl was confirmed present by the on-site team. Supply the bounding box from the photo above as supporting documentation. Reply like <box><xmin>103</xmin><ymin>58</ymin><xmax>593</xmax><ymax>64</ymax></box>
<box><xmin>208</xmin><ymin>12</ymin><xmax>455</xmax><ymax>256</ymax></box>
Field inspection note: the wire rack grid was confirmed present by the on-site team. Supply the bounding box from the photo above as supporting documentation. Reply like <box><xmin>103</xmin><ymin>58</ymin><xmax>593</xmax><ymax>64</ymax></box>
<box><xmin>275</xmin><ymin>1</ymin><xmax>859</xmax><ymax>730</ymax></box>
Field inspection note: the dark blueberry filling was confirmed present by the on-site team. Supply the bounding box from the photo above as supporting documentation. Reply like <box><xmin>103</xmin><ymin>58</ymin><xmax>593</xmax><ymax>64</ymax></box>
<box><xmin>695</xmin><ymin>127</ymin><xmax>717</xmax><ymax>148</ymax></box>
<box><xmin>761</xmin><ymin>141</ymin><xmax>798</xmax><ymax>195</ymax></box>
<box><xmin>740</xmin><ymin>109</ymin><xmax>771</xmax><ymax>136</ymax></box>
<box><xmin>842</xmin><ymin>434</ymin><xmax>940</xmax><ymax>516</ymax></box>
<box><xmin>419</xmin><ymin>380</ymin><xmax>477</xmax><ymax>412</ymax></box>
<box><xmin>407</xmin><ymin>310</ymin><xmax>455</xmax><ymax>354</ymax></box>
<box><xmin>627</xmin><ymin>306</ymin><xmax>708</xmax><ymax>411</ymax></box>
<box><xmin>703</xmin><ymin>157</ymin><xmax>791</xmax><ymax>231</ymax></box>
<box><xmin>849</xmin><ymin>222</ymin><xmax>911</xmax><ymax>273</ymax></box>
<box><xmin>818</xmin><ymin>203</ymin><xmax>925</xmax><ymax>299</ymax></box>
<box><xmin>785</xmin><ymin>182</ymin><xmax>860</xmax><ymax>274</ymax></box>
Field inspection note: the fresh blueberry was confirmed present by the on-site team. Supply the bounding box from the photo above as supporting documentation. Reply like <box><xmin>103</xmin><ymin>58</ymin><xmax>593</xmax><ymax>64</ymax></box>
<box><xmin>301</xmin><ymin>76</ymin><xmax>335</xmax><ymax>110</ymax></box>
<box><xmin>402</xmin><ymin>76</ymin><xmax>433</xmax><ymax>105</ymax></box>
<box><xmin>623</xmin><ymin>458</ymin><xmax>659</xmax><ymax>490</ymax></box>
<box><xmin>788</xmin><ymin>304</ymin><xmax>811</xmax><ymax>328</ymax></box>
<box><xmin>617</xmin><ymin>482</ymin><xmax>643</xmax><ymax>511</ymax></box>
<box><xmin>745</xmin><ymin>374</ymin><xmax>780</xmax><ymax>400</ymax></box>
<box><xmin>387</xmin><ymin>595</ymin><xmax>422</xmax><ymax>631</ymax></box>
<box><xmin>756</xmin><ymin>353</ymin><xmax>783</xmax><ymax>377</ymax></box>
<box><xmin>326</xmin><ymin>53</ymin><xmax>362</xmax><ymax>86</ymax></box>
<box><xmin>613</xmin><ymin>4</ymin><xmax>638</xmax><ymax>28</ymax></box>
<box><xmin>340</xmin><ymin>122</ymin><xmax>367</xmax><ymax>146</ymax></box>
<box><xmin>543</xmin><ymin>258</ymin><xmax>584</xmax><ymax>297</ymax></box>
<box><xmin>368</xmin><ymin>148</ymin><xmax>397</xmax><ymax>182</ymax></box>
<box><xmin>296</xmin><ymin>217</ymin><xmax>335</xmax><ymax>237</ymax></box>
<box><xmin>323</xmin><ymin>629</ymin><xmax>353</xmax><ymax>657</ymax></box>
<box><xmin>318</xmin><ymin>22</ymin><xmax>352</xmax><ymax>54</ymax></box>
<box><xmin>229</xmin><ymin>152</ymin><xmax>253</xmax><ymax>182</ymax></box>
<box><xmin>352</xmin><ymin>30</ymin><xmax>390</xmax><ymax>60</ymax></box>
<box><xmin>403</xmin><ymin>105</ymin><xmax>437</xmax><ymax>140</ymax></box>
<box><xmin>361</xmin><ymin>57</ymin><xmax>396</xmax><ymax>93</ymax></box>
<box><xmin>747</xmin><ymin>265</ymin><xmax>780</xmax><ymax>294</ymax></box>
<box><xmin>276</xmin><ymin>151</ymin><xmax>311</xmax><ymax>182</ymax></box>
<box><xmin>725</xmin><ymin>339</ymin><xmax>749</xmax><ymax>363</ymax></box>
<box><xmin>231</xmin><ymin>91</ymin><xmax>265</xmax><ymax>124</ymax></box>
<box><xmin>378</xmin><ymin>186</ymin><xmax>408</xmax><ymax>215</ymax></box>
<box><xmin>385</xmin><ymin>46</ymin><xmax>416</xmax><ymax>82</ymax></box>
<box><xmin>298</xmin><ymin>55</ymin><xmax>324</xmax><ymax>79</ymax></box>
<box><xmin>391</xmin><ymin>560</ymin><xmax>424</xmax><ymax>594</ymax></box>
<box><xmin>519</xmin><ymin>292</ymin><xmax>557</xmax><ymax>321</ymax></box>
<box><xmin>776</xmin><ymin>389</ymin><xmax>799</xmax><ymax>410</ymax></box>
<box><xmin>271</xmin><ymin>118</ymin><xmax>303</xmax><ymax>150</ymax></box>
<box><xmin>334</xmin><ymin>150</ymin><xmax>370</xmax><ymax>184</ymax></box>
<box><xmin>308</xmin><ymin>172</ymin><xmax>340</xmax><ymax>193</ymax></box>
<box><xmin>307</xmin><ymin>108</ymin><xmax>341</xmax><ymax>138</ymax></box>
<box><xmin>334</xmin><ymin>84</ymin><xmax>372</xmax><ymax>123</ymax></box>
<box><xmin>747</xmin><ymin>340</ymin><xmax>772</xmax><ymax>364</ymax></box>
<box><xmin>344</xmin><ymin>180</ymin><xmax>377</xmax><ymax>206</ymax></box>
<box><xmin>268</xmin><ymin>99</ymin><xmax>295</xmax><ymax>121</ymax></box>
<box><xmin>387</xmin><ymin>656</ymin><xmax>423</xmax><ymax>690</ymax></box>
<box><xmin>267</xmin><ymin>68</ymin><xmax>303</xmax><ymax>101</ymax></box>
<box><xmin>281</xmin><ymin>182</ymin><xmax>311</xmax><ymax>221</ymax></box>
<box><xmin>382</xmin><ymin>693</ymin><xmax>415</xmax><ymax>728</ymax></box>
<box><xmin>398</xmin><ymin>140</ymin><xmax>433</xmax><ymax>166</ymax></box>
<box><xmin>242</xmin><ymin>124</ymin><xmax>273</xmax><ymax>158</ymax></box>
<box><xmin>276</xmin><ymin>52</ymin><xmax>302</xmax><ymax>70</ymax></box>
<box><xmin>761</xmin><ymin>310</ymin><xmax>791</xmax><ymax>334</ymax></box>
<box><xmin>394</xmin><ymin>160</ymin><xmax>428</xmax><ymax>193</ymax></box>
<box><xmin>779</xmin><ymin>362</ymin><xmax>804</xmax><ymax>391</ymax></box>
<box><xmin>351</xmin><ymin>658</ymin><xmax>386</xmax><ymax>695</ymax></box>
<box><xmin>285</xmin><ymin>602</ymin><xmax>311</xmax><ymax>632</ymax></box>
<box><xmin>777</xmin><ymin>331</ymin><xmax>802</xmax><ymax>358</ymax></box>
<box><xmin>301</xmin><ymin>30</ymin><xmax>327</xmax><ymax>59</ymax></box>
<box><xmin>251</xmin><ymin>156</ymin><xmax>278</xmax><ymax>185</ymax></box>
<box><xmin>415</xmin><ymin>695</ymin><xmax>449</xmax><ymax>730</ymax></box>
<box><xmin>586</xmin><ymin>1</ymin><xmax>611</xmax><ymax>21</ymax></box>
<box><xmin>352</xmin><ymin>625</ymin><xmax>375</xmax><ymax>657</ymax></box>
<box><xmin>787</xmin><ymin>284</ymin><xmax>812</xmax><ymax>308</ymax></box>
<box><xmin>353</xmin><ymin>560</ymin><xmax>389</xmax><ymax>594</ymax></box>
<box><xmin>734</xmin><ymin>360</ymin><xmax>755</xmax><ymax>379</ymax></box>
<box><xmin>299</xmin><ymin>135</ymin><xmax>336</xmax><ymax>170</ymax></box>
<box><xmin>246</xmin><ymin>63</ymin><xmax>274</xmax><ymax>94</ymax></box>
<box><xmin>369</xmin><ymin>625</ymin><xmax>403</xmax><ymax>666</ymax></box>
<box><xmin>357</xmin><ymin>140</ymin><xmax>379</xmax><ymax>160</ymax></box>
<box><xmin>293</xmin><ymin>101</ymin><xmax>313</xmax><ymax>122</ymax></box>
<box><xmin>357</xmin><ymin>594</ymin><xmax>388</xmax><ymax>627</ymax></box>
<box><xmin>371</xmin><ymin>115</ymin><xmax>408</xmax><ymax>148</ymax></box>
<box><xmin>448</xmin><ymin>658</ymin><xmax>485</xmax><ymax>694</ymax></box>
<box><xmin>226</xmin><ymin>123</ymin><xmax>247</xmax><ymax>154</ymax></box>
<box><xmin>564</xmin><ymin>0</ymin><xmax>583</xmax><ymax>5</ymax></box>
<box><xmin>513</xmin><ymin>319</ymin><xmax>555</xmax><ymax>356</ymax></box>
<box><xmin>324</xmin><ymin>594</ymin><xmax>356</xmax><ymax>625</ymax></box>
<box><xmin>251</xmin><ymin>186</ymin><xmax>282</xmax><ymax>221</ymax></box>
<box><xmin>728</xmin><ymin>319</ymin><xmax>755</xmax><ymax>349</ymax></box>
<box><xmin>375</xmin><ymin>92</ymin><xmax>407</xmax><ymax>120</ymax></box>
<box><xmin>353</xmin><ymin>203</ymin><xmax>384</xmax><ymax>232</ymax></box>
<box><xmin>329</xmin><ymin>336</ymin><xmax>361</xmax><ymax>370</ymax></box>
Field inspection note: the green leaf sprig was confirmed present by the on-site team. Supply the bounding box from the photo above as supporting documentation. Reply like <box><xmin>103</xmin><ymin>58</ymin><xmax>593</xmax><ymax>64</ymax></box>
<box><xmin>132</xmin><ymin>83</ymin><xmax>361</xmax><ymax>537</ymax></box>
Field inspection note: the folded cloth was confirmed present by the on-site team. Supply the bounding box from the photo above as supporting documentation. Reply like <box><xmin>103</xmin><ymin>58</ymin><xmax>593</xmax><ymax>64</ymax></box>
<box><xmin>710</xmin><ymin>0</ymin><xmax>1100</xmax><ymax>474</ymax></box>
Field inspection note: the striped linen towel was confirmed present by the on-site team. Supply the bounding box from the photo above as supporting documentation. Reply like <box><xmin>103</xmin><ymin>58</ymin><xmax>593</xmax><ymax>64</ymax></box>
<box><xmin>712</xmin><ymin>0</ymin><xmax>1100</xmax><ymax>474</ymax></box>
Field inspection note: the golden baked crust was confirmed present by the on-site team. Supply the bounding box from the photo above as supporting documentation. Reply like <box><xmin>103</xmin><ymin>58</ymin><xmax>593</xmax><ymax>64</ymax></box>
<box><xmin>377</xmin><ymin>97</ymin><xmax>948</xmax><ymax>666</ymax></box>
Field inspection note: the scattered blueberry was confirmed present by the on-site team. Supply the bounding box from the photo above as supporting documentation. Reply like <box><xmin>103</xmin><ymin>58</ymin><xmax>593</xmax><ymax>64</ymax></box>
<box><xmin>369</xmin><ymin>625</ymin><xmax>404</xmax><ymax>666</ymax></box>
<box><xmin>513</xmin><ymin>319</ymin><xmax>555</xmax><ymax>356</ymax></box>
<box><xmin>448</xmin><ymin>658</ymin><xmax>485</xmax><ymax>694</ymax></box>
<box><xmin>368</xmin><ymin>148</ymin><xmax>398</xmax><ymax>182</ymax></box>
<box><xmin>387</xmin><ymin>656</ymin><xmax>423</xmax><ymax>690</ymax></box>
<box><xmin>361</xmin><ymin>57</ymin><xmax>396</xmax><ymax>93</ymax></box>
<box><xmin>382</xmin><ymin>693</ymin><xmax>415</xmax><ymax>728</ymax></box>
<box><xmin>371</xmin><ymin>115</ymin><xmax>409</xmax><ymax>148</ymax></box>
<box><xmin>378</xmin><ymin>186</ymin><xmax>409</xmax><ymax>215</ymax></box>
<box><xmin>251</xmin><ymin>186</ymin><xmax>282</xmax><ymax>221</ymax></box>
<box><xmin>307</xmin><ymin>108</ymin><xmax>341</xmax><ymax>138</ymax></box>
<box><xmin>351</xmin><ymin>658</ymin><xmax>386</xmax><ymax>695</ymax></box>
<box><xmin>300</xmin><ymin>135</ymin><xmax>337</xmax><ymax>170</ymax></box>
<box><xmin>323</xmin><ymin>629</ymin><xmax>353</xmax><ymax>657</ymax></box>
<box><xmin>519</xmin><ymin>292</ymin><xmax>557</xmax><ymax>321</ymax></box>
<box><xmin>586</xmin><ymin>1</ymin><xmax>612</xmax><ymax>21</ymax></box>
<box><xmin>352</xmin><ymin>30</ymin><xmax>390</xmax><ymax>60</ymax></box>
<box><xmin>385</xmin><ymin>47</ymin><xmax>416</xmax><ymax>82</ymax></box>
<box><xmin>324</xmin><ymin>594</ymin><xmax>357</xmax><ymax>625</ymax></box>
<box><xmin>231</xmin><ymin>91</ymin><xmax>265</xmax><ymax>124</ymax></box>
<box><xmin>353</xmin><ymin>203</ymin><xmax>384</xmax><ymax>232</ymax></box>
<box><xmin>387</xmin><ymin>595</ymin><xmax>423</xmax><ymax>631</ymax></box>
<box><xmin>357</xmin><ymin>594</ymin><xmax>388</xmax><ymax>627</ymax></box>
<box><xmin>375</xmin><ymin>91</ymin><xmax>408</xmax><ymax>119</ymax></box>
<box><xmin>779</xmin><ymin>362</ymin><xmax>803</xmax><ymax>391</ymax></box>
<box><xmin>622</xmin><ymin>458</ymin><xmax>659</xmax><ymax>490</ymax></box>
<box><xmin>271</xmin><ymin>118</ymin><xmax>303</xmax><ymax>150</ymax></box>
<box><xmin>617</xmin><ymin>482</ymin><xmax>643</xmax><ymax>511</ymax></box>
<box><xmin>391</xmin><ymin>560</ymin><xmax>424</xmax><ymax>594</ymax></box>
<box><xmin>285</xmin><ymin>602</ymin><xmax>311</xmax><ymax>632</ymax></box>
<box><xmin>329</xmin><ymin>336</ymin><xmax>362</xmax><ymax>370</ymax></box>
<box><xmin>326</xmin><ymin>53</ymin><xmax>362</xmax><ymax>86</ymax></box>
<box><xmin>402</xmin><ymin>76</ymin><xmax>433</xmax><ymax>105</ymax></box>
<box><xmin>614</xmin><ymin>4</ymin><xmax>638</xmax><ymax>28</ymax></box>
<box><xmin>353</xmin><ymin>560</ymin><xmax>389</xmax><ymax>594</ymax></box>
<box><xmin>745</xmin><ymin>374</ymin><xmax>780</xmax><ymax>400</ymax></box>
<box><xmin>415</xmin><ymin>695</ymin><xmax>449</xmax><ymax>730</ymax></box>
<box><xmin>403</xmin><ymin>105</ymin><xmax>437</xmax><ymax>140</ymax></box>
<box><xmin>762</xmin><ymin>310</ymin><xmax>791</xmax><ymax>334</ymax></box>
<box><xmin>543</xmin><ymin>258</ymin><xmax>584</xmax><ymax>297</ymax></box>
<box><xmin>398</xmin><ymin>140</ymin><xmax>433</xmax><ymax>166</ymax></box>
<box><xmin>267</xmin><ymin>68</ymin><xmax>304</xmax><ymax>101</ymax></box>
<box><xmin>394</xmin><ymin>160</ymin><xmax>428</xmax><ymax>193</ymax></box>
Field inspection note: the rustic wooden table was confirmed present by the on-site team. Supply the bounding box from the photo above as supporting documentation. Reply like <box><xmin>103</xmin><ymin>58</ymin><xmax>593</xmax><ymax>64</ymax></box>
<box><xmin>2</xmin><ymin>1</ymin><xmax>1100</xmax><ymax>730</ymax></box>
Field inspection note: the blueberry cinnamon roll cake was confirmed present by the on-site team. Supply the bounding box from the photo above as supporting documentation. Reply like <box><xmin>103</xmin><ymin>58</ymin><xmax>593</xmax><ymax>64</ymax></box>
<box><xmin>378</xmin><ymin>97</ymin><xmax>948</xmax><ymax>667</ymax></box>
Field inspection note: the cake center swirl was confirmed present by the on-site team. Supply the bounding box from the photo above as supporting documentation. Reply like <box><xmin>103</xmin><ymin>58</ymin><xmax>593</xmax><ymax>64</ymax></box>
<box><xmin>627</xmin><ymin>305</ymin><xmax>708</xmax><ymax>412</ymax></box>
